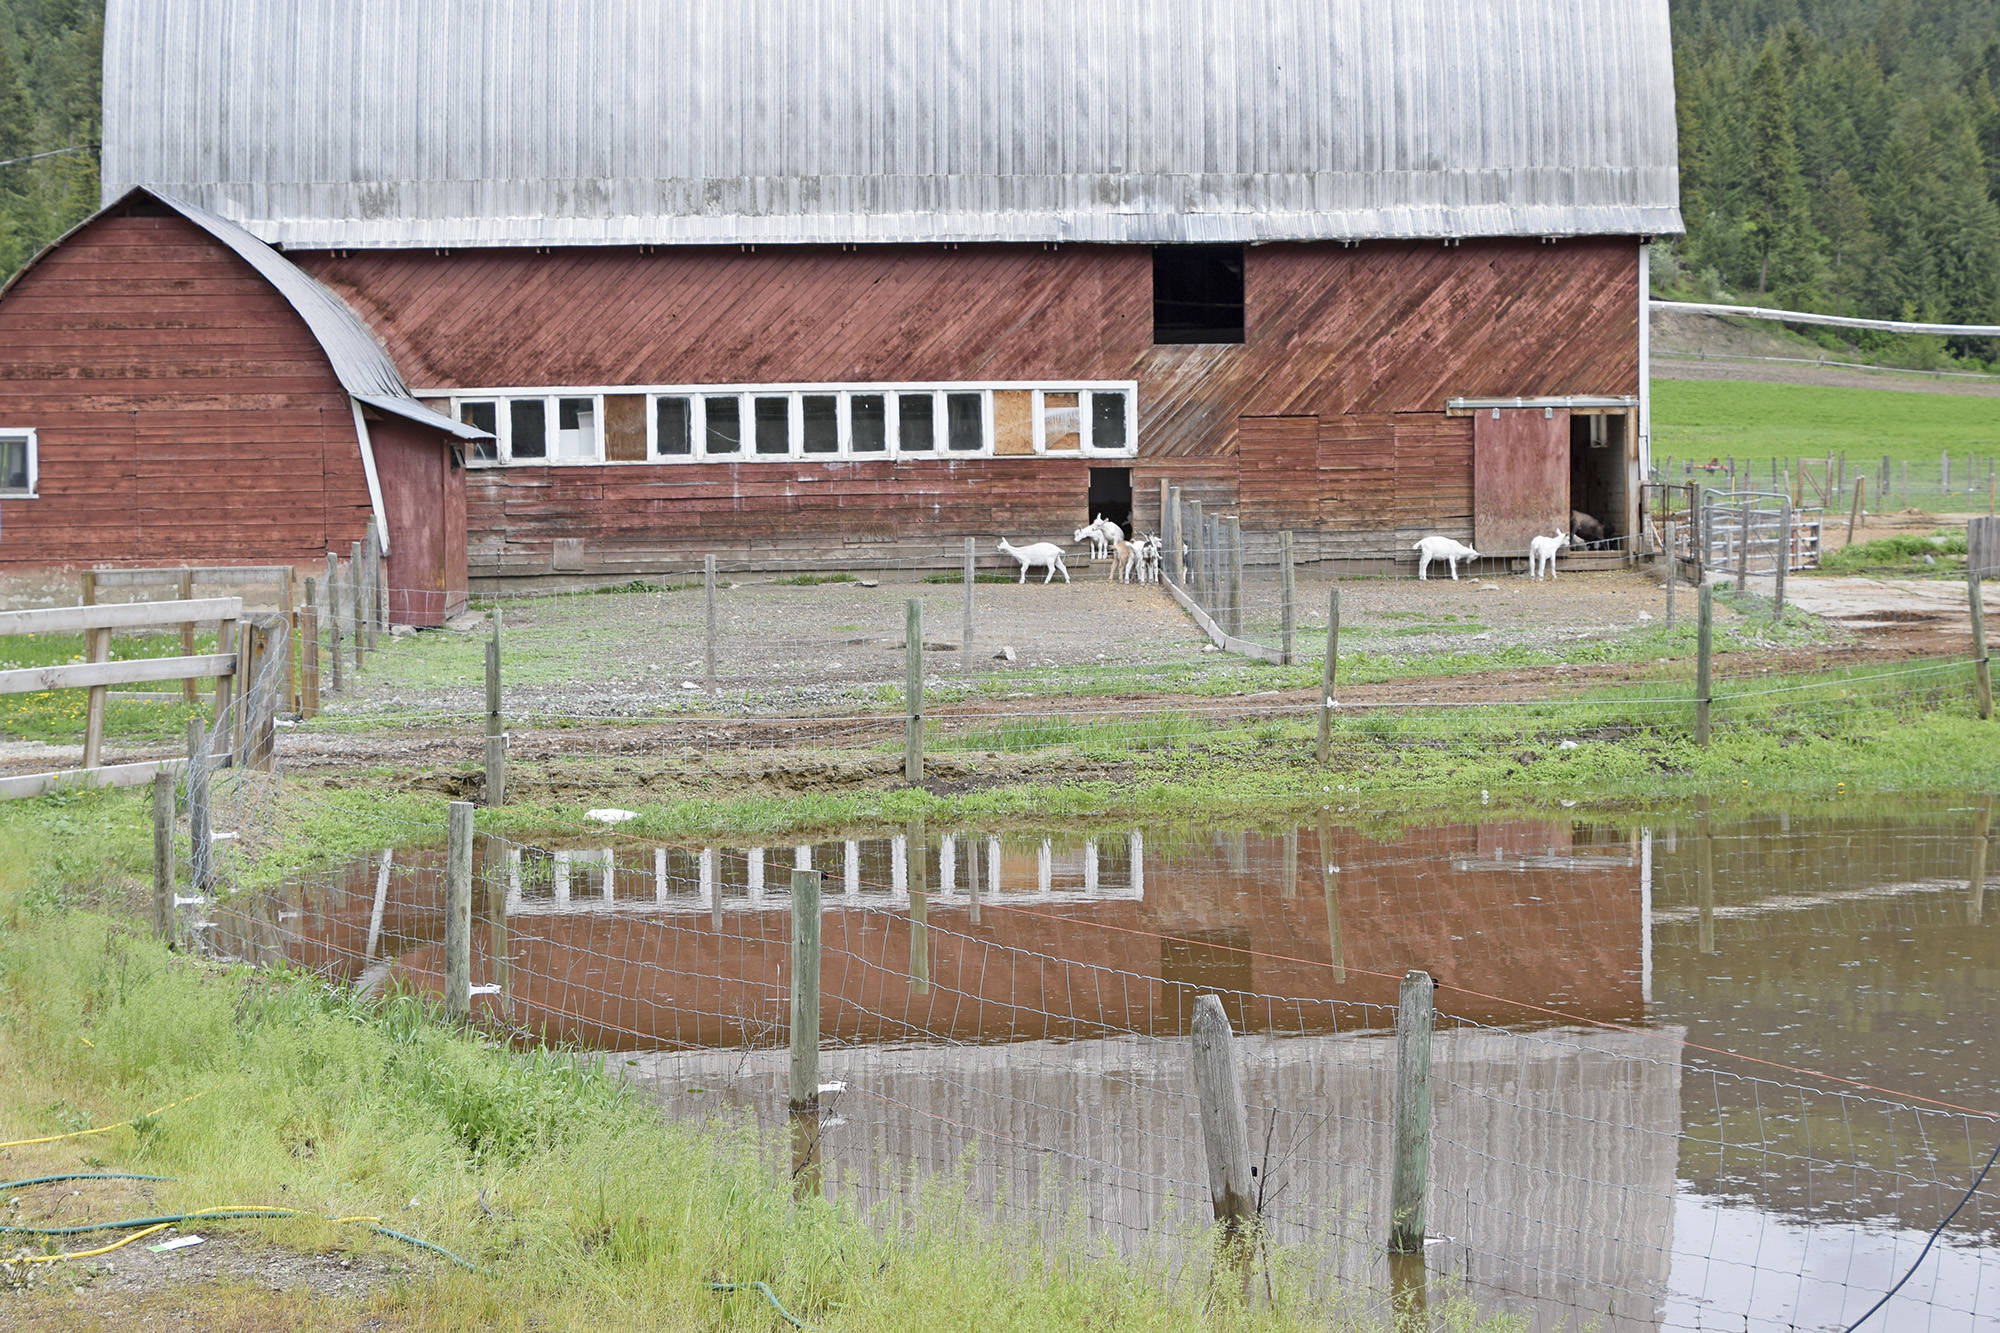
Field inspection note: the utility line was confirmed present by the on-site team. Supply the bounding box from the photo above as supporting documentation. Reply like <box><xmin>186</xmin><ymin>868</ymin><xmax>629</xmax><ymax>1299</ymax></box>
<box><xmin>0</xmin><ymin>143</ymin><xmax>98</xmax><ymax>169</ymax></box>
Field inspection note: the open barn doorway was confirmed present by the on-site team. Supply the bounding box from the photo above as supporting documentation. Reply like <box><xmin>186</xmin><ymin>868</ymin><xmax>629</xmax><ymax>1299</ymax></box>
<box><xmin>1089</xmin><ymin>466</ymin><xmax>1133</xmax><ymax>533</ymax></box>
<box><xmin>1568</xmin><ymin>412</ymin><xmax>1633</xmax><ymax>550</ymax></box>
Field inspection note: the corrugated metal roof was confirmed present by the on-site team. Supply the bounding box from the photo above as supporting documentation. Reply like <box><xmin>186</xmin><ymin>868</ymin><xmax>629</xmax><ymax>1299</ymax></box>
<box><xmin>102</xmin><ymin>0</ymin><xmax>1681</xmax><ymax>249</ymax></box>
<box><xmin>147</xmin><ymin>192</ymin><xmax>486</xmax><ymax>440</ymax></box>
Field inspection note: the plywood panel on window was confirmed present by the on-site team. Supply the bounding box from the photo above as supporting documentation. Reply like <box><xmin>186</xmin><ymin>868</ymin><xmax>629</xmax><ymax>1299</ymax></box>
<box><xmin>603</xmin><ymin>393</ymin><xmax>646</xmax><ymax>462</ymax></box>
<box><xmin>993</xmin><ymin>390</ymin><xmax>1034</xmax><ymax>456</ymax></box>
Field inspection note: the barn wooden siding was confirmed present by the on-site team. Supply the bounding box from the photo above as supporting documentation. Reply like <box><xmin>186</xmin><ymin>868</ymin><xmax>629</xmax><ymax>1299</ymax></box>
<box><xmin>0</xmin><ymin>207</ymin><xmax>374</xmax><ymax>568</ymax></box>
<box><xmin>299</xmin><ymin>237</ymin><xmax>1638</xmax><ymax>574</ymax></box>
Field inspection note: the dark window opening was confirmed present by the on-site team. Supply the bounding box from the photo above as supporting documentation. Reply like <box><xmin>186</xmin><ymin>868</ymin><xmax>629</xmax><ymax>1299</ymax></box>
<box><xmin>897</xmin><ymin>394</ymin><xmax>935</xmax><ymax>451</ymax></box>
<box><xmin>509</xmin><ymin>399</ymin><xmax>547</xmax><ymax>459</ymax></box>
<box><xmin>1090</xmin><ymin>392</ymin><xmax>1128</xmax><ymax>450</ymax></box>
<box><xmin>704</xmin><ymin>396</ymin><xmax>741</xmax><ymax>454</ymax></box>
<box><xmin>1088</xmin><ymin>467</ymin><xmax>1133</xmax><ymax>533</ymax></box>
<box><xmin>655</xmin><ymin>397</ymin><xmax>692</xmax><ymax>456</ymax></box>
<box><xmin>754</xmin><ymin>396</ymin><xmax>790</xmax><ymax>454</ymax></box>
<box><xmin>850</xmin><ymin>394</ymin><xmax>887</xmax><ymax>452</ymax></box>
<box><xmin>945</xmin><ymin>392</ymin><xmax>983</xmax><ymax>451</ymax></box>
<box><xmin>459</xmin><ymin>401</ymin><xmax>498</xmax><ymax>462</ymax></box>
<box><xmin>1152</xmin><ymin>244</ymin><xmax>1245</xmax><ymax>344</ymax></box>
<box><xmin>801</xmin><ymin>394</ymin><xmax>839</xmax><ymax>453</ymax></box>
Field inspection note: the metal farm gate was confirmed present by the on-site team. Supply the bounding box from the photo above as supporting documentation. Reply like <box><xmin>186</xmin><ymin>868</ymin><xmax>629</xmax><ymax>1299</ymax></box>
<box><xmin>1699</xmin><ymin>490</ymin><xmax>1822</xmax><ymax>577</ymax></box>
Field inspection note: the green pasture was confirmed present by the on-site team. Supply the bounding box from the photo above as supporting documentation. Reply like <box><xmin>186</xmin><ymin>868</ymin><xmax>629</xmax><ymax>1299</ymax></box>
<box><xmin>1650</xmin><ymin>379</ymin><xmax>2000</xmax><ymax>479</ymax></box>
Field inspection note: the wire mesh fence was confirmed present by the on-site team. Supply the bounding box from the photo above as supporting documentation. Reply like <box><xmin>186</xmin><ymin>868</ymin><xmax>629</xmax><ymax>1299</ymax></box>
<box><xmin>181</xmin><ymin>800</ymin><xmax>2000</xmax><ymax>1331</ymax></box>
<box><xmin>1654</xmin><ymin>452</ymin><xmax>2000</xmax><ymax>518</ymax></box>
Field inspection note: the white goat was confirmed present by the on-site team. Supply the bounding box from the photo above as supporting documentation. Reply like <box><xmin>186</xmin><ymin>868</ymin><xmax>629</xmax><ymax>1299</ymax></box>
<box><xmin>1527</xmin><ymin>530</ymin><xmax>1570</xmax><ymax>580</ymax></box>
<box><xmin>1413</xmin><ymin>535</ymin><xmax>1480</xmax><ymax>581</ymax></box>
<box><xmin>1074</xmin><ymin>515</ymin><xmax>1124</xmax><ymax>561</ymax></box>
<box><xmin>997</xmin><ymin>538</ymin><xmax>1071</xmax><ymax>585</ymax></box>
<box><xmin>1132</xmin><ymin>534</ymin><xmax>1163</xmax><ymax>584</ymax></box>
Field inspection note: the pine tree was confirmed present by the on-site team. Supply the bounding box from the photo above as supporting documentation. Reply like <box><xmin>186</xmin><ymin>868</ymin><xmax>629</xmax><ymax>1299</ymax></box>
<box><xmin>1745</xmin><ymin>44</ymin><xmax>1820</xmax><ymax>301</ymax></box>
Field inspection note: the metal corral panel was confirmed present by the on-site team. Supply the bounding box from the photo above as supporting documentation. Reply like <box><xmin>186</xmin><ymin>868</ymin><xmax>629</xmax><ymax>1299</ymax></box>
<box><xmin>102</xmin><ymin>0</ymin><xmax>1682</xmax><ymax>249</ymax></box>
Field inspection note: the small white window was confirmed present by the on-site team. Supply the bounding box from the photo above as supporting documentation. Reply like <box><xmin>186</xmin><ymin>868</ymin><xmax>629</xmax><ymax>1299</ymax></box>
<box><xmin>1086</xmin><ymin>391</ymin><xmax>1131</xmax><ymax>453</ymax></box>
<box><xmin>0</xmin><ymin>430</ymin><xmax>38</xmax><ymax>496</ymax></box>
<box><xmin>753</xmin><ymin>395</ymin><xmax>791</xmax><ymax>456</ymax></box>
<box><xmin>944</xmin><ymin>392</ymin><xmax>984</xmax><ymax>452</ymax></box>
<box><xmin>509</xmin><ymin>400</ymin><xmax>548</xmax><ymax>460</ymax></box>
<box><xmin>653</xmin><ymin>396</ymin><xmax>693</xmax><ymax>458</ymax></box>
<box><xmin>458</xmin><ymin>402</ymin><xmax>499</xmax><ymax>463</ymax></box>
<box><xmin>849</xmin><ymin>394</ymin><xmax>888</xmax><ymax>454</ymax></box>
<box><xmin>704</xmin><ymin>395</ymin><xmax>742</xmax><ymax>456</ymax></box>
<box><xmin>896</xmin><ymin>392</ymin><xmax>936</xmax><ymax>453</ymax></box>
<box><xmin>554</xmin><ymin>397</ymin><xmax>599</xmax><ymax>461</ymax></box>
<box><xmin>801</xmin><ymin>394</ymin><xmax>839</xmax><ymax>455</ymax></box>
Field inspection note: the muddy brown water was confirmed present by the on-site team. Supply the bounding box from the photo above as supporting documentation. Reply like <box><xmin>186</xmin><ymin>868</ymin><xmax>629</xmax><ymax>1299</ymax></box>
<box><xmin>213</xmin><ymin>802</ymin><xmax>1999</xmax><ymax>1332</ymax></box>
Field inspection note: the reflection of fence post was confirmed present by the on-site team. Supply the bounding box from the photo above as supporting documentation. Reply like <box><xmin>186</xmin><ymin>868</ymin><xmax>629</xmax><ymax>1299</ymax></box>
<box><xmin>1190</xmin><ymin>994</ymin><xmax>1254</xmax><ymax>1258</ymax></box>
<box><xmin>1971</xmin><ymin>798</ymin><xmax>1991</xmax><ymax>922</ymax></box>
<box><xmin>961</xmin><ymin>536</ymin><xmax>976</xmax><ymax>669</ymax></box>
<box><xmin>908</xmin><ymin>820</ymin><xmax>929</xmax><ymax>995</ymax></box>
<box><xmin>1774</xmin><ymin>499</ymin><xmax>1790</xmax><ymax>619</ymax></box>
<box><xmin>1388</xmin><ymin>969</ymin><xmax>1435</xmax><ymax>1254</ymax></box>
<box><xmin>1278</xmin><ymin>530</ymin><xmax>1296</xmax><ymax>665</ymax></box>
<box><xmin>152</xmin><ymin>770</ymin><xmax>175</xmax><ymax>944</ymax></box>
<box><xmin>1697</xmin><ymin>798</ymin><xmax>1717</xmax><ymax>954</ymax></box>
<box><xmin>1696</xmin><ymin>583</ymin><xmax>1714</xmax><ymax>746</ymax></box>
<box><xmin>445</xmin><ymin>800</ymin><xmax>473</xmax><ymax>1022</ymax></box>
<box><xmin>485</xmin><ymin>611</ymin><xmax>505</xmax><ymax>805</ymax></box>
<box><xmin>905</xmin><ymin>598</ymin><xmax>924</xmax><ymax>782</ymax></box>
<box><xmin>186</xmin><ymin>717</ymin><xmax>212</xmax><ymax>893</ymax></box>
<box><xmin>1970</xmin><ymin>562</ymin><xmax>1993</xmax><ymax>721</ymax></box>
<box><xmin>1317</xmin><ymin>588</ymin><xmax>1339</xmax><ymax>766</ymax></box>
<box><xmin>1225</xmin><ymin>515</ymin><xmax>1244</xmax><ymax>637</ymax></box>
<box><xmin>704</xmin><ymin>554</ymin><xmax>718</xmax><ymax>691</ymax></box>
<box><xmin>1664</xmin><ymin>520</ymin><xmax>1678</xmax><ymax>629</ymax></box>
<box><xmin>1168</xmin><ymin>487</ymin><xmax>1184</xmax><ymax>584</ymax></box>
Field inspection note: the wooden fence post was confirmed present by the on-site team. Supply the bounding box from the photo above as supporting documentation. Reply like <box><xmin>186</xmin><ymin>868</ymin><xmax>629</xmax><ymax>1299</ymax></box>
<box><xmin>349</xmin><ymin>541</ymin><xmax>365</xmax><ymax>673</ymax></box>
<box><xmin>370</xmin><ymin>523</ymin><xmax>386</xmax><ymax>643</ymax></box>
<box><xmin>1664</xmin><ymin>520</ymin><xmax>1678</xmax><ymax>629</ymax></box>
<box><xmin>1847</xmin><ymin>477</ymin><xmax>1866</xmax><ymax>547</ymax></box>
<box><xmin>186</xmin><ymin>717</ymin><xmax>212</xmax><ymax>893</ymax></box>
<box><xmin>152</xmin><ymin>770</ymin><xmax>175</xmax><ymax>944</ymax></box>
<box><xmin>301</xmin><ymin>577</ymin><xmax>320</xmax><ymax>718</ymax></box>
<box><xmin>905</xmin><ymin>598</ymin><xmax>924</xmax><ymax>782</ymax></box>
<box><xmin>325</xmin><ymin>553</ymin><xmax>343</xmax><ymax>694</ymax></box>
<box><xmin>704</xmin><ymin>554</ymin><xmax>718</xmax><ymax>692</ymax></box>
<box><xmin>215</xmin><ymin>615</ymin><xmax>237</xmax><ymax>742</ymax></box>
<box><xmin>257</xmin><ymin>617</ymin><xmax>285</xmax><ymax>769</ymax></box>
<box><xmin>1188</xmin><ymin>500</ymin><xmax>1206</xmax><ymax>600</ymax></box>
<box><xmin>80</xmin><ymin>618</ymin><xmax>110</xmax><ymax>771</ymax></box>
<box><xmin>1970</xmin><ymin>563</ymin><xmax>1993</xmax><ymax>721</ymax></box>
<box><xmin>1225</xmin><ymin>514</ymin><xmax>1244</xmax><ymax>637</ymax></box>
<box><xmin>280</xmin><ymin>567</ymin><xmax>298</xmax><ymax>714</ymax></box>
<box><xmin>1774</xmin><ymin>499</ymin><xmax>1790</xmax><ymax>619</ymax></box>
<box><xmin>961</xmin><ymin>536</ymin><xmax>976</xmax><ymax>670</ymax></box>
<box><xmin>1318</xmin><ymin>587</ymin><xmax>1339</xmax><ymax>766</ymax></box>
<box><xmin>444</xmin><ymin>800</ymin><xmax>473</xmax><ymax>1022</ymax></box>
<box><xmin>1388</xmin><ymin>969</ymin><xmax>1435</xmax><ymax>1254</ymax></box>
<box><xmin>178</xmin><ymin>566</ymin><xmax>198</xmax><ymax>704</ymax></box>
<box><xmin>1168</xmin><ymin>487</ymin><xmax>1184</xmax><ymax>584</ymax></box>
<box><xmin>231</xmin><ymin>616</ymin><xmax>257</xmax><ymax>768</ymax></box>
<box><xmin>1190</xmin><ymin>994</ymin><xmax>1255</xmax><ymax>1248</ymax></box>
<box><xmin>1278</xmin><ymin>530</ymin><xmax>1296</xmax><ymax>666</ymax></box>
<box><xmin>1696</xmin><ymin>583</ymin><xmax>1714</xmax><ymax>746</ymax></box>
<box><xmin>789</xmin><ymin>867</ymin><xmax>823</xmax><ymax>1112</ymax></box>
<box><xmin>485</xmin><ymin>611</ymin><xmax>505</xmax><ymax>805</ymax></box>
<box><xmin>1735</xmin><ymin>502</ymin><xmax>1750</xmax><ymax>593</ymax></box>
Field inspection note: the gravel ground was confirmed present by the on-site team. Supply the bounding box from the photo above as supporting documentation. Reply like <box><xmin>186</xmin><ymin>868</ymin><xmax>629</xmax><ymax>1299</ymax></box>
<box><xmin>321</xmin><ymin>565</ymin><xmax>1686</xmax><ymax>723</ymax></box>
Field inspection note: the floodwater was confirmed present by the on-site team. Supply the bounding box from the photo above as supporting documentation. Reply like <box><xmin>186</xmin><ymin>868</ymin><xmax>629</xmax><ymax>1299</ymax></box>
<box><xmin>212</xmin><ymin>801</ymin><xmax>2000</xmax><ymax>1332</ymax></box>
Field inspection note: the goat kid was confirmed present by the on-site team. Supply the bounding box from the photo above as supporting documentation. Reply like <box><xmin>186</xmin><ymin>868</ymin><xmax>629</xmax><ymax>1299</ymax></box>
<box><xmin>1527</xmin><ymin>530</ymin><xmax>1570</xmax><ymax>580</ymax></box>
<box><xmin>1107</xmin><ymin>538</ymin><xmax>1138</xmax><ymax>583</ymax></box>
<box><xmin>1073</xmin><ymin>515</ymin><xmax>1124</xmax><ymax>561</ymax></box>
<box><xmin>1133</xmin><ymin>534</ymin><xmax>1163</xmax><ymax>584</ymax></box>
<box><xmin>997</xmin><ymin>538</ymin><xmax>1071</xmax><ymax>585</ymax></box>
<box><xmin>1412</xmin><ymin>535</ymin><xmax>1480</xmax><ymax>581</ymax></box>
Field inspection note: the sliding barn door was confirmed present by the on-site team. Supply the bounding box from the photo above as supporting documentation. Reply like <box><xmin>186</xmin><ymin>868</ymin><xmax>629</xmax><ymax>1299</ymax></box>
<box><xmin>1472</xmin><ymin>407</ymin><xmax>1569</xmax><ymax>554</ymax></box>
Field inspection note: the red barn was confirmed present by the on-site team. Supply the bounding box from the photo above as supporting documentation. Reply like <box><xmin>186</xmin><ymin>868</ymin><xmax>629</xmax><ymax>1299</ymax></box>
<box><xmin>4</xmin><ymin>0</ymin><xmax>1680</xmax><ymax>587</ymax></box>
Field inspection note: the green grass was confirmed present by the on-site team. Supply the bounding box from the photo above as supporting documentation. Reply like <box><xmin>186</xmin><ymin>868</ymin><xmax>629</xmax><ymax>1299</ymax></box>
<box><xmin>1816</xmin><ymin>529</ymin><xmax>1969</xmax><ymax>576</ymax></box>
<box><xmin>0</xmin><ymin>629</ymin><xmax>216</xmax><ymax>745</ymax></box>
<box><xmin>0</xmin><ymin>807</ymin><xmax>1495</xmax><ymax>1332</ymax></box>
<box><xmin>1651</xmin><ymin>379</ymin><xmax>2000</xmax><ymax>480</ymax></box>
<box><xmin>769</xmin><ymin>572</ymin><xmax>859</xmax><ymax>587</ymax></box>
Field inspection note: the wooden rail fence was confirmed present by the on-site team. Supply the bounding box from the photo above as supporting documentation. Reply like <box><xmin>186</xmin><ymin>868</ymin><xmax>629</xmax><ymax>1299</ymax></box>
<box><xmin>0</xmin><ymin>597</ymin><xmax>244</xmax><ymax>800</ymax></box>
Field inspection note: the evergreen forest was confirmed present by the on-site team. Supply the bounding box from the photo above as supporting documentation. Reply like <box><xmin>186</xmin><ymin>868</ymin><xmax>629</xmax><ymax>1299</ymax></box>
<box><xmin>0</xmin><ymin>1</ymin><xmax>1996</xmax><ymax>358</ymax></box>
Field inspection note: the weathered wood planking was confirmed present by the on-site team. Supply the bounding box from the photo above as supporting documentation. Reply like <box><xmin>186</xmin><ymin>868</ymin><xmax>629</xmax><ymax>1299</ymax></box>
<box><xmin>302</xmin><ymin>237</ymin><xmax>1639</xmax><ymax>572</ymax></box>
<box><xmin>0</xmin><ymin>205</ymin><xmax>371</xmax><ymax>569</ymax></box>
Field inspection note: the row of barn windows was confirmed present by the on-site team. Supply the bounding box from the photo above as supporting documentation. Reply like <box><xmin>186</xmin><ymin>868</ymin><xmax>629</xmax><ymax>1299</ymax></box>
<box><xmin>453</xmin><ymin>385</ymin><xmax>1137</xmax><ymax>466</ymax></box>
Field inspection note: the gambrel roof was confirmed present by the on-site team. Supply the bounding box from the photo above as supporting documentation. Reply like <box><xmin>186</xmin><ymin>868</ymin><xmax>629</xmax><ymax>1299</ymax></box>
<box><xmin>103</xmin><ymin>0</ymin><xmax>1681</xmax><ymax>249</ymax></box>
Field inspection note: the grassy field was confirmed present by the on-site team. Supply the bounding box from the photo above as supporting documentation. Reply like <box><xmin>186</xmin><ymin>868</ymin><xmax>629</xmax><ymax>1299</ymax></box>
<box><xmin>1651</xmin><ymin>379</ymin><xmax>2000</xmax><ymax>473</ymax></box>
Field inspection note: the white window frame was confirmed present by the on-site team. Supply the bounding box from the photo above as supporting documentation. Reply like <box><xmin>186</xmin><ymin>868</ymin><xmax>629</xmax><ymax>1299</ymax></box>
<box><xmin>452</xmin><ymin>393</ymin><xmax>603</xmax><ymax>466</ymax></box>
<box><xmin>0</xmin><ymin>428</ymin><xmax>39</xmax><ymax>497</ymax></box>
<box><xmin>439</xmin><ymin>382</ymin><xmax>1138</xmax><ymax>466</ymax></box>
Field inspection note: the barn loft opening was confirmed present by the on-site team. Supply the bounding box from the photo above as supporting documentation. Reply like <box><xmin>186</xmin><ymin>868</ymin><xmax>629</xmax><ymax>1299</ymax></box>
<box><xmin>1152</xmin><ymin>245</ymin><xmax>1245</xmax><ymax>344</ymax></box>
<box><xmin>1568</xmin><ymin>412</ymin><xmax>1631</xmax><ymax>547</ymax></box>
<box><xmin>1089</xmin><ymin>466</ymin><xmax>1133</xmax><ymax>533</ymax></box>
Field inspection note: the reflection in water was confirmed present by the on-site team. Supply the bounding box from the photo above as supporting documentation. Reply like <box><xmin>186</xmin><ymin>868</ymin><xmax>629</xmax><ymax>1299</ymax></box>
<box><xmin>208</xmin><ymin>805</ymin><xmax>2000</xmax><ymax>1332</ymax></box>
